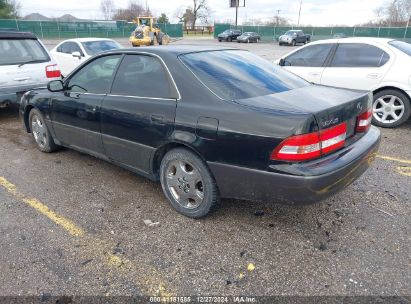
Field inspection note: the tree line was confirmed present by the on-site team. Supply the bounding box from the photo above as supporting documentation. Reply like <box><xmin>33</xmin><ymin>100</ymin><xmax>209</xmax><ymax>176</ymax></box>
<box><xmin>0</xmin><ymin>0</ymin><xmax>19</xmax><ymax>19</ymax></box>
<box><xmin>100</xmin><ymin>0</ymin><xmax>210</xmax><ymax>27</ymax></box>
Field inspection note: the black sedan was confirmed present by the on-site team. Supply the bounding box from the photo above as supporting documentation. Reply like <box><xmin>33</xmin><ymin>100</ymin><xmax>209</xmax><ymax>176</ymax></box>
<box><xmin>217</xmin><ymin>29</ymin><xmax>242</xmax><ymax>42</ymax></box>
<box><xmin>20</xmin><ymin>46</ymin><xmax>381</xmax><ymax>218</ymax></box>
<box><xmin>237</xmin><ymin>32</ymin><xmax>261</xmax><ymax>43</ymax></box>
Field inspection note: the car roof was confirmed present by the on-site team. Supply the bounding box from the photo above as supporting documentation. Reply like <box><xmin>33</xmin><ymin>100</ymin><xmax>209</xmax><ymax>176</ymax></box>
<box><xmin>61</xmin><ymin>38</ymin><xmax>116</xmax><ymax>43</ymax></box>
<box><xmin>309</xmin><ymin>37</ymin><xmax>395</xmax><ymax>45</ymax></box>
<box><xmin>104</xmin><ymin>45</ymin><xmax>241</xmax><ymax>56</ymax></box>
<box><xmin>0</xmin><ymin>31</ymin><xmax>37</xmax><ymax>39</ymax></box>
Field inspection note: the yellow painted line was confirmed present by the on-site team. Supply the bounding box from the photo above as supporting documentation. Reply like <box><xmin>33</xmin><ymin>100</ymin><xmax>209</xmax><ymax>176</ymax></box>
<box><xmin>396</xmin><ymin>166</ymin><xmax>411</xmax><ymax>177</ymax></box>
<box><xmin>377</xmin><ymin>155</ymin><xmax>411</xmax><ymax>165</ymax></box>
<box><xmin>0</xmin><ymin>176</ymin><xmax>84</xmax><ymax>237</ymax></box>
<box><xmin>0</xmin><ymin>176</ymin><xmax>174</xmax><ymax>296</ymax></box>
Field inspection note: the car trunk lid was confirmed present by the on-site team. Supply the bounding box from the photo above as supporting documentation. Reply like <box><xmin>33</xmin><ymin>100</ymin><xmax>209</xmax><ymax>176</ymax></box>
<box><xmin>235</xmin><ymin>85</ymin><xmax>371</xmax><ymax>138</ymax></box>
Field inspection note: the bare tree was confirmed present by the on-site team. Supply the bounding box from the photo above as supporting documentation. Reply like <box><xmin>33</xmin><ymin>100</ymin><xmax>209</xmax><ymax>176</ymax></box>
<box><xmin>113</xmin><ymin>1</ymin><xmax>146</xmax><ymax>21</ymax></box>
<box><xmin>374</xmin><ymin>0</ymin><xmax>411</xmax><ymax>26</ymax></box>
<box><xmin>100</xmin><ymin>0</ymin><xmax>115</xmax><ymax>20</ymax></box>
<box><xmin>190</xmin><ymin>0</ymin><xmax>211</xmax><ymax>27</ymax></box>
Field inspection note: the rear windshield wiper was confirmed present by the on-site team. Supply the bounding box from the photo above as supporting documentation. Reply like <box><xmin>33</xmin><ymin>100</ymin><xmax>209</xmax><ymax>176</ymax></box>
<box><xmin>18</xmin><ymin>59</ymin><xmax>44</xmax><ymax>67</ymax></box>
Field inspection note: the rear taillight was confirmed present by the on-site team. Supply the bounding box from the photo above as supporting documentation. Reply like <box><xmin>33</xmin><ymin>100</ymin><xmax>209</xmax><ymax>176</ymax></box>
<box><xmin>271</xmin><ymin>122</ymin><xmax>347</xmax><ymax>162</ymax></box>
<box><xmin>356</xmin><ymin>110</ymin><xmax>372</xmax><ymax>132</ymax></box>
<box><xmin>45</xmin><ymin>64</ymin><xmax>61</xmax><ymax>78</ymax></box>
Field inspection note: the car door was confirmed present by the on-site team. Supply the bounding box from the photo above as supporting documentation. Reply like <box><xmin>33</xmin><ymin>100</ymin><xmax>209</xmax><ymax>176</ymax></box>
<box><xmin>320</xmin><ymin>43</ymin><xmax>392</xmax><ymax>90</ymax></box>
<box><xmin>281</xmin><ymin>43</ymin><xmax>335</xmax><ymax>83</ymax></box>
<box><xmin>53</xmin><ymin>42</ymin><xmax>86</xmax><ymax>76</ymax></box>
<box><xmin>296</xmin><ymin>32</ymin><xmax>304</xmax><ymax>43</ymax></box>
<box><xmin>101</xmin><ymin>54</ymin><xmax>178</xmax><ymax>174</ymax></box>
<box><xmin>50</xmin><ymin>54</ymin><xmax>122</xmax><ymax>157</ymax></box>
<box><xmin>252</xmin><ymin>33</ymin><xmax>258</xmax><ymax>42</ymax></box>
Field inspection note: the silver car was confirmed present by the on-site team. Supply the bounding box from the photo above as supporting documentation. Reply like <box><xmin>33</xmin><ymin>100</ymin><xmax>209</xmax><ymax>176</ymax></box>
<box><xmin>0</xmin><ymin>31</ymin><xmax>61</xmax><ymax>107</ymax></box>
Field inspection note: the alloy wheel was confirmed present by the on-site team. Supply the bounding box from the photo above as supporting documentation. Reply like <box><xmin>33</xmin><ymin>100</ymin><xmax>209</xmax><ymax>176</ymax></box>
<box><xmin>31</xmin><ymin>114</ymin><xmax>47</xmax><ymax>149</ymax></box>
<box><xmin>373</xmin><ymin>95</ymin><xmax>405</xmax><ymax>124</ymax></box>
<box><xmin>165</xmin><ymin>160</ymin><xmax>204</xmax><ymax>209</ymax></box>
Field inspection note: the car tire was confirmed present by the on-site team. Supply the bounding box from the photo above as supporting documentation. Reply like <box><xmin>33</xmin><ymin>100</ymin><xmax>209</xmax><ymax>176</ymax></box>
<box><xmin>372</xmin><ymin>89</ymin><xmax>411</xmax><ymax>128</ymax></box>
<box><xmin>160</xmin><ymin>148</ymin><xmax>220</xmax><ymax>218</ymax></box>
<box><xmin>218</xmin><ymin>39</ymin><xmax>222</xmax><ymax>42</ymax></box>
<box><xmin>29</xmin><ymin>108</ymin><xmax>59</xmax><ymax>153</ymax></box>
<box><xmin>292</xmin><ymin>40</ymin><xmax>296</xmax><ymax>46</ymax></box>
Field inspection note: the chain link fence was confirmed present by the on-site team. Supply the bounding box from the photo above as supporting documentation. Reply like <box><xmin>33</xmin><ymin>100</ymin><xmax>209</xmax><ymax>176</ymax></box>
<box><xmin>214</xmin><ymin>23</ymin><xmax>411</xmax><ymax>42</ymax></box>
<box><xmin>0</xmin><ymin>19</ymin><xmax>183</xmax><ymax>39</ymax></box>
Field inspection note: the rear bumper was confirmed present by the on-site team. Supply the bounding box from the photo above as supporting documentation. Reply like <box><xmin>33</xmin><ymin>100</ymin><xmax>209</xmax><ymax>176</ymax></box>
<box><xmin>209</xmin><ymin>126</ymin><xmax>381</xmax><ymax>205</ymax></box>
<box><xmin>0</xmin><ymin>83</ymin><xmax>48</xmax><ymax>105</ymax></box>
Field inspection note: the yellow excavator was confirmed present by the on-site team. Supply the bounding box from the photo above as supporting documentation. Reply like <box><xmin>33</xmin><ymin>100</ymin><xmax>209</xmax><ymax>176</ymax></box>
<box><xmin>129</xmin><ymin>17</ymin><xmax>170</xmax><ymax>47</ymax></box>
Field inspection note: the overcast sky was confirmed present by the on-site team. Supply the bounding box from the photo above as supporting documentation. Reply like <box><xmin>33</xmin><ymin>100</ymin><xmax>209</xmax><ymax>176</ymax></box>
<box><xmin>20</xmin><ymin>0</ymin><xmax>386</xmax><ymax>26</ymax></box>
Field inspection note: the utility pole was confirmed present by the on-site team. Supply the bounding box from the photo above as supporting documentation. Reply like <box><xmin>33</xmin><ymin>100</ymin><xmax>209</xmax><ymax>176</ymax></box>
<box><xmin>235</xmin><ymin>0</ymin><xmax>239</xmax><ymax>26</ymax></box>
<box><xmin>276</xmin><ymin>9</ymin><xmax>280</xmax><ymax>26</ymax></box>
<box><xmin>297</xmin><ymin>0</ymin><xmax>302</xmax><ymax>26</ymax></box>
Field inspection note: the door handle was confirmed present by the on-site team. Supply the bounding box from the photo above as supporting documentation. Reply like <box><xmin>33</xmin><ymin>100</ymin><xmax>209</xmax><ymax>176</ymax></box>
<box><xmin>308</xmin><ymin>72</ymin><xmax>320</xmax><ymax>76</ymax></box>
<box><xmin>14</xmin><ymin>77</ymin><xmax>30</xmax><ymax>81</ymax></box>
<box><xmin>69</xmin><ymin>92</ymin><xmax>81</xmax><ymax>99</ymax></box>
<box><xmin>150</xmin><ymin>114</ymin><xmax>165</xmax><ymax>123</ymax></box>
<box><xmin>367</xmin><ymin>73</ymin><xmax>381</xmax><ymax>79</ymax></box>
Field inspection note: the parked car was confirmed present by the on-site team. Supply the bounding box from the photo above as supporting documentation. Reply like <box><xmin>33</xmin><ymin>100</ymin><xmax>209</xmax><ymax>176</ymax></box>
<box><xmin>276</xmin><ymin>37</ymin><xmax>411</xmax><ymax>127</ymax></box>
<box><xmin>20</xmin><ymin>46</ymin><xmax>380</xmax><ymax>218</ymax></box>
<box><xmin>237</xmin><ymin>32</ymin><xmax>261</xmax><ymax>43</ymax></box>
<box><xmin>279</xmin><ymin>30</ymin><xmax>311</xmax><ymax>46</ymax></box>
<box><xmin>217</xmin><ymin>29</ymin><xmax>242</xmax><ymax>42</ymax></box>
<box><xmin>0</xmin><ymin>31</ymin><xmax>60</xmax><ymax>107</ymax></box>
<box><xmin>50</xmin><ymin>38</ymin><xmax>122</xmax><ymax>76</ymax></box>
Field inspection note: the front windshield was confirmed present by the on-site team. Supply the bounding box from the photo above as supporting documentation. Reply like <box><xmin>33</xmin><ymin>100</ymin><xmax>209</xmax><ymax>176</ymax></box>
<box><xmin>285</xmin><ymin>31</ymin><xmax>296</xmax><ymax>35</ymax></box>
<box><xmin>180</xmin><ymin>50</ymin><xmax>308</xmax><ymax>100</ymax></box>
<box><xmin>389</xmin><ymin>40</ymin><xmax>411</xmax><ymax>57</ymax></box>
<box><xmin>81</xmin><ymin>40</ymin><xmax>122</xmax><ymax>56</ymax></box>
<box><xmin>243</xmin><ymin>33</ymin><xmax>252</xmax><ymax>36</ymax></box>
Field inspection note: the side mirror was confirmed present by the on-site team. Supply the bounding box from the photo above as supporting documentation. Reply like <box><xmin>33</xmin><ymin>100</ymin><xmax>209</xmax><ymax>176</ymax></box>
<box><xmin>279</xmin><ymin>58</ymin><xmax>285</xmax><ymax>66</ymax></box>
<box><xmin>72</xmin><ymin>51</ymin><xmax>82</xmax><ymax>59</ymax></box>
<box><xmin>47</xmin><ymin>80</ymin><xmax>64</xmax><ymax>92</ymax></box>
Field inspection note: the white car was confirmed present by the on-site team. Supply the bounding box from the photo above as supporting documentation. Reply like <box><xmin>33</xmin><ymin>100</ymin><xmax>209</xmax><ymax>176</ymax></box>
<box><xmin>276</xmin><ymin>37</ymin><xmax>411</xmax><ymax>128</ymax></box>
<box><xmin>50</xmin><ymin>38</ymin><xmax>122</xmax><ymax>76</ymax></box>
<box><xmin>0</xmin><ymin>31</ymin><xmax>61</xmax><ymax>107</ymax></box>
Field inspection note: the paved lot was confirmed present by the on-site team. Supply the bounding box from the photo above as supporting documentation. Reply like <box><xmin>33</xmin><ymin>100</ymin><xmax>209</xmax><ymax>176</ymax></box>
<box><xmin>0</xmin><ymin>38</ymin><xmax>410</xmax><ymax>299</ymax></box>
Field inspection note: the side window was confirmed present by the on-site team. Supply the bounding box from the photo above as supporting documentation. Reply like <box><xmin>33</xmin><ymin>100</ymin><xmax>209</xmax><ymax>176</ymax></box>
<box><xmin>331</xmin><ymin>43</ymin><xmax>390</xmax><ymax>67</ymax></box>
<box><xmin>285</xmin><ymin>44</ymin><xmax>333</xmax><ymax>67</ymax></box>
<box><xmin>70</xmin><ymin>43</ymin><xmax>83</xmax><ymax>55</ymax></box>
<box><xmin>59</xmin><ymin>42</ymin><xmax>83</xmax><ymax>55</ymax></box>
<box><xmin>67</xmin><ymin>55</ymin><xmax>121</xmax><ymax>94</ymax></box>
<box><xmin>111</xmin><ymin>55</ymin><xmax>172</xmax><ymax>99</ymax></box>
<box><xmin>58</xmin><ymin>42</ymin><xmax>70</xmax><ymax>53</ymax></box>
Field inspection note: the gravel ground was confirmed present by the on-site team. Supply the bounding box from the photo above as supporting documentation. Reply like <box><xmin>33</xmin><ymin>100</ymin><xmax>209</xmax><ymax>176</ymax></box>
<box><xmin>0</xmin><ymin>38</ymin><xmax>410</xmax><ymax>301</ymax></box>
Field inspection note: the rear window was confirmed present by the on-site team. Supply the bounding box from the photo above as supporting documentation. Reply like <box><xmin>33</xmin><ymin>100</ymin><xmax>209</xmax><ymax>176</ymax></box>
<box><xmin>389</xmin><ymin>40</ymin><xmax>411</xmax><ymax>56</ymax></box>
<box><xmin>0</xmin><ymin>39</ymin><xmax>49</xmax><ymax>66</ymax></box>
<box><xmin>180</xmin><ymin>50</ymin><xmax>308</xmax><ymax>100</ymax></box>
<box><xmin>81</xmin><ymin>40</ymin><xmax>121</xmax><ymax>56</ymax></box>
